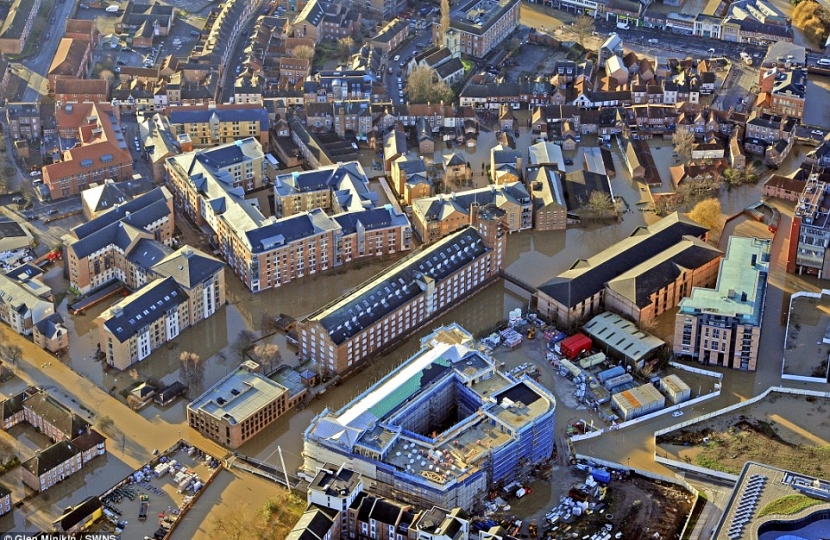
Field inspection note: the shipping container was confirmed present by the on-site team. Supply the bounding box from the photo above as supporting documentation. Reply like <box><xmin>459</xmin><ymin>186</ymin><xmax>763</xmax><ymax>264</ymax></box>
<box><xmin>579</xmin><ymin>352</ymin><xmax>606</xmax><ymax>369</ymax></box>
<box><xmin>597</xmin><ymin>365</ymin><xmax>625</xmax><ymax>384</ymax></box>
<box><xmin>558</xmin><ymin>333</ymin><xmax>592</xmax><ymax>360</ymax></box>
<box><xmin>603</xmin><ymin>373</ymin><xmax>633</xmax><ymax>391</ymax></box>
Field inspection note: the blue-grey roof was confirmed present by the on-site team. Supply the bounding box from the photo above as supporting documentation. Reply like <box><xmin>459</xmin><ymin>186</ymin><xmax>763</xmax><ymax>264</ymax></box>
<box><xmin>168</xmin><ymin>107</ymin><xmax>269</xmax><ymax>128</ymax></box>
<box><xmin>333</xmin><ymin>208</ymin><xmax>394</xmax><ymax>235</ymax></box>
<box><xmin>103</xmin><ymin>277</ymin><xmax>185</xmax><ymax>342</ymax></box>
<box><xmin>69</xmin><ymin>199</ymin><xmax>171</xmax><ymax>260</ymax></box>
<box><xmin>245</xmin><ymin>211</ymin><xmax>326</xmax><ymax>253</ymax></box>
<box><xmin>313</xmin><ymin>227</ymin><xmax>488</xmax><ymax>345</ymax></box>
<box><xmin>72</xmin><ymin>187</ymin><xmax>169</xmax><ymax>240</ymax></box>
<box><xmin>126</xmin><ymin>238</ymin><xmax>173</xmax><ymax>269</ymax></box>
<box><xmin>152</xmin><ymin>247</ymin><xmax>224</xmax><ymax>289</ymax></box>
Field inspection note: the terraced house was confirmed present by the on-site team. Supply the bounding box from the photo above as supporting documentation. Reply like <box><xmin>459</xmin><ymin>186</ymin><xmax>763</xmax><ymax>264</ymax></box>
<box><xmin>0</xmin><ymin>0</ymin><xmax>43</xmax><ymax>55</ymax></box>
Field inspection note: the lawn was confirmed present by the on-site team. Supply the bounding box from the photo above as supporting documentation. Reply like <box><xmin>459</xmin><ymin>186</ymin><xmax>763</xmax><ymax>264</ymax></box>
<box><xmin>758</xmin><ymin>494</ymin><xmax>825</xmax><ymax>517</ymax></box>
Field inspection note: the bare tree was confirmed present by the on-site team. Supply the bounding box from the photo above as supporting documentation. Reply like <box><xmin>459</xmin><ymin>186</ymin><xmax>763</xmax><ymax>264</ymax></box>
<box><xmin>338</xmin><ymin>36</ymin><xmax>355</xmax><ymax>57</ymax></box>
<box><xmin>0</xmin><ymin>438</ymin><xmax>14</xmax><ymax>463</ymax></box>
<box><xmin>3</xmin><ymin>344</ymin><xmax>22</xmax><ymax>366</ymax></box>
<box><xmin>570</xmin><ymin>16</ymin><xmax>596</xmax><ymax>45</ymax></box>
<box><xmin>294</xmin><ymin>45</ymin><xmax>315</xmax><ymax>62</ymax></box>
<box><xmin>405</xmin><ymin>66</ymin><xmax>454</xmax><ymax>104</ymax></box>
<box><xmin>210</xmin><ymin>503</ymin><xmax>267</xmax><ymax>540</ymax></box>
<box><xmin>253</xmin><ymin>343</ymin><xmax>282</xmax><ymax>374</ymax></box>
<box><xmin>233</xmin><ymin>329</ymin><xmax>257</xmax><ymax>361</ymax></box>
<box><xmin>179</xmin><ymin>351</ymin><xmax>205</xmax><ymax>393</ymax></box>
<box><xmin>96</xmin><ymin>415</ymin><xmax>115</xmax><ymax>435</ymax></box>
<box><xmin>672</xmin><ymin>129</ymin><xmax>696</xmax><ymax>165</ymax></box>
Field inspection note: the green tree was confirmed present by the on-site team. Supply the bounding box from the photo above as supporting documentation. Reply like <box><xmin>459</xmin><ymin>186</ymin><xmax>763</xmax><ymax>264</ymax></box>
<box><xmin>405</xmin><ymin>66</ymin><xmax>454</xmax><ymax>104</ymax></box>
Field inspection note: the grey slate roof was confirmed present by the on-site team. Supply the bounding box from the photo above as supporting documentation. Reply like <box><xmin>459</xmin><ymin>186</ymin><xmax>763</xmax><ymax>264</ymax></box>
<box><xmin>126</xmin><ymin>238</ymin><xmax>173</xmax><ymax>270</ymax></box>
<box><xmin>168</xmin><ymin>107</ymin><xmax>269</xmax><ymax>127</ymax></box>
<box><xmin>151</xmin><ymin>246</ymin><xmax>224</xmax><ymax>289</ymax></box>
<box><xmin>605</xmin><ymin>236</ymin><xmax>722</xmax><ymax>308</ymax></box>
<box><xmin>72</xmin><ymin>187</ymin><xmax>170</xmax><ymax>240</ymax></box>
<box><xmin>538</xmin><ymin>213</ymin><xmax>708</xmax><ymax>308</ymax></box>
<box><xmin>103</xmin><ymin>277</ymin><xmax>185</xmax><ymax>342</ymax></box>
<box><xmin>22</xmin><ymin>440</ymin><xmax>78</xmax><ymax>476</ymax></box>
<box><xmin>310</xmin><ymin>227</ymin><xmax>488</xmax><ymax>345</ymax></box>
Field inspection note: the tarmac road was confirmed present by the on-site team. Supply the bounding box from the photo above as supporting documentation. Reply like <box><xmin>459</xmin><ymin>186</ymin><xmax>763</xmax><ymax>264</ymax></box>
<box><xmin>19</xmin><ymin>0</ymin><xmax>79</xmax><ymax>102</ymax></box>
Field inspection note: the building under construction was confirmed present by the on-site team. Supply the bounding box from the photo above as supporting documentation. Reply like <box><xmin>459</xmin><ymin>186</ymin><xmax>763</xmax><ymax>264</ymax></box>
<box><xmin>303</xmin><ymin>324</ymin><xmax>557</xmax><ymax>511</ymax></box>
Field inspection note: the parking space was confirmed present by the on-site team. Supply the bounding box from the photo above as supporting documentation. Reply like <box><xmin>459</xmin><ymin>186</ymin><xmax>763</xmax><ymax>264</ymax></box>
<box><xmin>100</xmin><ymin>445</ymin><xmax>220</xmax><ymax>538</ymax></box>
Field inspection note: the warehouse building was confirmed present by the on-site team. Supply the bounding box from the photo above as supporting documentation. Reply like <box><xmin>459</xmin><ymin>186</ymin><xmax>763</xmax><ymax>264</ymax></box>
<box><xmin>583</xmin><ymin>311</ymin><xmax>665</xmax><ymax>370</ymax></box>
<box><xmin>303</xmin><ymin>324</ymin><xmax>556</xmax><ymax>511</ymax></box>
<box><xmin>611</xmin><ymin>383</ymin><xmax>665</xmax><ymax>421</ymax></box>
<box><xmin>536</xmin><ymin>213</ymin><xmax>709</xmax><ymax>327</ymax></box>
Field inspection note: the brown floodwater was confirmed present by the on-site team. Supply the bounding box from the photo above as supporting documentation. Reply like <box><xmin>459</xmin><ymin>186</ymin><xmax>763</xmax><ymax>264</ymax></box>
<box><xmin>50</xmin><ymin>149</ymin><xmax>766</xmax><ymax>539</ymax></box>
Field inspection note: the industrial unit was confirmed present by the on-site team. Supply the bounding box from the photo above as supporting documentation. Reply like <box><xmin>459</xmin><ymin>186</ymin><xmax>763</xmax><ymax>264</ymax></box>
<box><xmin>660</xmin><ymin>374</ymin><xmax>691</xmax><ymax>404</ymax></box>
<box><xmin>303</xmin><ymin>324</ymin><xmax>556</xmax><ymax>511</ymax></box>
<box><xmin>611</xmin><ymin>383</ymin><xmax>666</xmax><ymax>421</ymax></box>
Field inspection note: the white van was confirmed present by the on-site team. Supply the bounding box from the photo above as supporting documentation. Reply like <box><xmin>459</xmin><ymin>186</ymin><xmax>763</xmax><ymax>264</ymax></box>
<box><xmin>616</xmin><ymin>21</ymin><xmax>630</xmax><ymax>30</ymax></box>
<box><xmin>818</xmin><ymin>58</ymin><xmax>830</xmax><ymax>66</ymax></box>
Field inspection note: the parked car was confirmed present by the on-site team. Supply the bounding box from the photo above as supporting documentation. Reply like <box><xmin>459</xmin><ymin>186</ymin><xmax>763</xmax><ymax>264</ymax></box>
<box><xmin>46</xmin><ymin>209</ymin><xmax>57</xmax><ymax>216</ymax></box>
<box><xmin>190</xmin><ymin>30</ymin><xmax>201</xmax><ymax>36</ymax></box>
<box><xmin>672</xmin><ymin>411</ymin><xmax>683</xmax><ymax>418</ymax></box>
<box><xmin>12</xmin><ymin>196</ymin><xmax>23</xmax><ymax>204</ymax></box>
<box><xmin>117</xmin><ymin>60</ymin><xmax>126</xmax><ymax>65</ymax></box>
<box><xmin>818</xmin><ymin>58</ymin><xmax>830</xmax><ymax>66</ymax></box>
<box><xmin>564</xmin><ymin>158</ymin><xmax>574</xmax><ymax>166</ymax></box>
<box><xmin>393</xmin><ymin>54</ymin><xmax>400</xmax><ymax>62</ymax></box>
<box><xmin>30</xmin><ymin>171</ymin><xmax>41</xmax><ymax>177</ymax></box>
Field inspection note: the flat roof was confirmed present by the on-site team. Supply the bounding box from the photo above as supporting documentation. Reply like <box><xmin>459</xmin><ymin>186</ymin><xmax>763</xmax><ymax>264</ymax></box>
<box><xmin>714</xmin><ymin>462</ymin><xmax>830</xmax><ymax>540</ymax></box>
<box><xmin>188</xmin><ymin>368</ymin><xmax>287</xmax><ymax>425</ymax></box>
<box><xmin>678</xmin><ymin>237</ymin><xmax>771</xmax><ymax>325</ymax></box>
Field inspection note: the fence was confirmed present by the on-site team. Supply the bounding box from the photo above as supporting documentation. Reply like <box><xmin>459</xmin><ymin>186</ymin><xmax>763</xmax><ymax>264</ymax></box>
<box><xmin>668</xmin><ymin>361</ymin><xmax>723</xmax><ymax>379</ymax></box>
<box><xmin>570</xmin><ymin>386</ymin><xmax>721</xmax><ymax>443</ymax></box>
<box><xmin>572</xmin><ymin>453</ymin><xmax>702</xmax><ymax>540</ymax></box>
